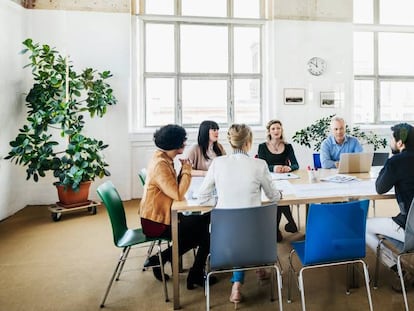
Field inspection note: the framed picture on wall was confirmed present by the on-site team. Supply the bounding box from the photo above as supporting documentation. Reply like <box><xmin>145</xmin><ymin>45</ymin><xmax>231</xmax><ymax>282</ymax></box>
<box><xmin>320</xmin><ymin>92</ymin><xmax>339</xmax><ymax>108</ymax></box>
<box><xmin>284</xmin><ymin>88</ymin><xmax>305</xmax><ymax>105</ymax></box>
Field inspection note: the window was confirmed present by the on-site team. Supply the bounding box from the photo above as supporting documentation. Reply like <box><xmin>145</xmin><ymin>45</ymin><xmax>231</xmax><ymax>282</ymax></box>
<box><xmin>138</xmin><ymin>0</ymin><xmax>264</xmax><ymax>127</ymax></box>
<box><xmin>353</xmin><ymin>0</ymin><xmax>414</xmax><ymax>123</ymax></box>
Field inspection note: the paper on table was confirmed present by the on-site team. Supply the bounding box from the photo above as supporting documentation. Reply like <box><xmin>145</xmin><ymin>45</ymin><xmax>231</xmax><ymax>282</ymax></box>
<box><xmin>261</xmin><ymin>180</ymin><xmax>295</xmax><ymax>201</ymax></box>
<box><xmin>185</xmin><ymin>176</ymin><xmax>205</xmax><ymax>199</ymax></box>
<box><xmin>320</xmin><ymin>174</ymin><xmax>358</xmax><ymax>183</ymax></box>
<box><xmin>291</xmin><ymin>180</ymin><xmax>393</xmax><ymax>198</ymax></box>
<box><xmin>270</xmin><ymin>172</ymin><xmax>300</xmax><ymax>180</ymax></box>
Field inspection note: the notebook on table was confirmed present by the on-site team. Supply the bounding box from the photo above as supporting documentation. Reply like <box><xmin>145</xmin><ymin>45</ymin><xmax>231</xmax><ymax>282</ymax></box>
<box><xmin>337</xmin><ymin>152</ymin><xmax>374</xmax><ymax>174</ymax></box>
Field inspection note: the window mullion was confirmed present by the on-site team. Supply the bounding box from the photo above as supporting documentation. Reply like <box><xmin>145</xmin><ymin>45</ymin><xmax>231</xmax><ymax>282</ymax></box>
<box><xmin>175</xmin><ymin>22</ymin><xmax>181</xmax><ymax>124</ymax></box>
<box><xmin>229</xmin><ymin>24</ymin><xmax>234</xmax><ymax>123</ymax></box>
<box><xmin>373</xmin><ymin>31</ymin><xmax>379</xmax><ymax>123</ymax></box>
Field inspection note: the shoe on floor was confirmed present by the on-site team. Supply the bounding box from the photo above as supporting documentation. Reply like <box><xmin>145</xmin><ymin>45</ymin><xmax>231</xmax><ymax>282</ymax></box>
<box><xmin>285</xmin><ymin>221</ymin><xmax>298</xmax><ymax>233</ymax></box>
<box><xmin>187</xmin><ymin>271</ymin><xmax>218</xmax><ymax>290</ymax></box>
<box><xmin>144</xmin><ymin>255</ymin><xmax>159</xmax><ymax>268</ymax></box>
<box><xmin>152</xmin><ymin>267</ymin><xmax>170</xmax><ymax>282</ymax></box>
<box><xmin>256</xmin><ymin>268</ymin><xmax>270</xmax><ymax>281</ymax></box>
<box><xmin>391</xmin><ymin>270</ymin><xmax>413</xmax><ymax>293</ymax></box>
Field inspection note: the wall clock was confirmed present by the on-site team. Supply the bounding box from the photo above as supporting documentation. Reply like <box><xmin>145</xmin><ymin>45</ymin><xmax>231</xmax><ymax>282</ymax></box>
<box><xmin>307</xmin><ymin>57</ymin><xmax>326</xmax><ymax>76</ymax></box>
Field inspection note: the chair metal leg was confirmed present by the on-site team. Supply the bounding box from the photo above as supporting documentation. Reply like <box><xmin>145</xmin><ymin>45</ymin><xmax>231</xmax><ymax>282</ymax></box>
<box><xmin>298</xmin><ymin>269</ymin><xmax>306</xmax><ymax>311</ymax></box>
<box><xmin>275</xmin><ymin>265</ymin><xmax>284</xmax><ymax>311</ymax></box>
<box><xmin>360</xmin><ymin>260</ymin><xmax>374</xmax><ymax>311</ymax></box>
<box><xmin>156</xmin><ymin>241</ymin><xmax>169</xmax><ymax>302</ymax></box>
<box><xmin>143</xmin><ymin>240</ymin><xmax>157</xmax><ymax>271</ymax></box>
<box><xmin>373</xmin><ymin>238</ymin><xmax>384</xmax><ymax>289</ymax></box>
<box><xmin>100</xmin><ymin>246</ymin><xmax>130</xmax><ymax>308</ymax></box>
<box><xmin>287</xmin><ymin>249</ymin><xmax>296</xmax><ymax>304</ymax></box>
<box><xmin>346</xmin><ymin>264</ymin><xmax>351</xmax><ymax>294</ymax></box>
<box><xmin>116</xmin><ymin>246</ymin><xmax>131</xmax><ymax>280</ymax></box>
<box><xmin>205</xmin><ymin>272</ymin><xmax>212</xmax><ymax>311</ymax></box>
<box><xmin>397</xmin><ymin>255</ymin><xmax>410</xmax><ymax>311</ymax></box>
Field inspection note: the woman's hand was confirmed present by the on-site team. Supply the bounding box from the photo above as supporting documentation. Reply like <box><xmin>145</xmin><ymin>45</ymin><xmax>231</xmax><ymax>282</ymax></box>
<box><xmin>274</xmin><ymin>165</ymin><xmax>291</xmax><ymax>173</ymax></box>
<box><xmin>179</xmin><ymin>158</ymin><xmax>192</xmax><ymax>166</ymax></box>
<box><xmin>281</xmin><ymin>166</ymin><xmax>292</xmax><ymax>173</ymax></box>
<box><xmin>274</xmin><ymin>165</ymin><xmax>283</xmax><ymax>173</ymax></box>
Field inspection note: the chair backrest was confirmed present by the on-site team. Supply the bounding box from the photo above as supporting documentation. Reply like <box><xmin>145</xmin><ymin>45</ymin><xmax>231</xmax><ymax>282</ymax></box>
<box><xmin>210</xmin><ymin>204</ymin><xmax>278</xmax><ymax>270</ymax></box>
<box><xmin>403</xmin><ymin>198</ymin><xmax>414</xmax><ymax>252</ymax></box>
<box><xmin>303</xmin><ymin>200</ymin><xmax>369</xmax><ymax>265</ymax></box>
<box><xmin>372</xmin><ymin>152</ymin><xmax>389</xmax><ymax>166</ymax></box>
<box><xmin>313</xmin><ymin>153</ymin><xmax>321</xmax><ymax>169</ymax></box>
<box><xmin>96</xmin><ymin>181</ymin><xmax>128</xmax><ymax>247</ymax></box>
<box><xmin>138</xmin><ymin>168</ymin><xmax>147</xmax><ymax>186</ymax></box>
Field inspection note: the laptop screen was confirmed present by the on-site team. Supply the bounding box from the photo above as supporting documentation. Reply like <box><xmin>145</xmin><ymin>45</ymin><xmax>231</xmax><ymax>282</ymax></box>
<box><xmin>337</xmin><ymin>153</ymin><xmax>374</xmax><ymax>174</ymax></box>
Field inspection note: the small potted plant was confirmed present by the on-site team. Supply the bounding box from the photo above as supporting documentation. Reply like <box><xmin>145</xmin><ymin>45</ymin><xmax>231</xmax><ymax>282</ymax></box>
<box><xmin>6</xmin><ymin>38</ymin><xmax>117</xmax><ymax>207</ymax></box>
<box><xmin>292</xmin><ymin>114</ymin><xmax>387</xmax><ymax>152</ymax></box>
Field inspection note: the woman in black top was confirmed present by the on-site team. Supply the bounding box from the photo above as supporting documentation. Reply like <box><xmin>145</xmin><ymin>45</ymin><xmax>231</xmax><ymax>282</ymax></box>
<box><xmin>258</xmin><ymin>119</ymin><xmax>299</xmax><ymax>242</ymax></box>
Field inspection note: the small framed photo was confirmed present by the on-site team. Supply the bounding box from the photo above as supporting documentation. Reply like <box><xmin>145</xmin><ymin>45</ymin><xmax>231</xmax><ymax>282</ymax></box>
<box><xmin>320</xmin><ymin>92</ymin><xmax>339</xmax><ymax>108</ymax></box>
<box><xmin>284</xmin><ymin>88</ymin><xmax>305</xmax><ymax>105</ymax></box>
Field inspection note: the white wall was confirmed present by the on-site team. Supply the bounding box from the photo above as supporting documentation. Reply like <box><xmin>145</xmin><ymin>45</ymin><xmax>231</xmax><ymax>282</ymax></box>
<box><xmin>1</xmin><ymin>5</ymin><xmax>132</xmax><ymax>220</ymax></box>
<box><xmin>24</xmin><ymin>9</ymin><xmax>132</xmax><ymax>203</ymax></box>
<box><xmin>270</xmin><ymin>19</ymin><xmax>354</xmax><ymax>167</ymax></box>
<box><xmin>0</xmin><ymin>0</ymin><xmax>28</xmax><ymax>220</ymax></box>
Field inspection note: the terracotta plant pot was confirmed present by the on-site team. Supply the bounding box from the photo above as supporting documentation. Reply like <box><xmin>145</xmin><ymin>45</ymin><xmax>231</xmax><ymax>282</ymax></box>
<box><xmin>55</xmin><ymin>181</ymin><xmax>92</xmax><ymax>208</ymax></box>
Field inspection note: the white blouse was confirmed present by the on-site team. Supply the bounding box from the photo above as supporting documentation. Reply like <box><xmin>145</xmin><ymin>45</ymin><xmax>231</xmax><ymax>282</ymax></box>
<box><xmin>197</xmin><ymin>153</ymin><xmax>281</xmax><ymax>208</ymax></box>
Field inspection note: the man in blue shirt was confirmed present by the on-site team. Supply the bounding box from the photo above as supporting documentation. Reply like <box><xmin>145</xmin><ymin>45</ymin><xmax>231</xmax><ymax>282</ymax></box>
<box><xmin>320</xmin><ymin>116</ymin><xmax>363</xmax><ymax>168</ymax></box>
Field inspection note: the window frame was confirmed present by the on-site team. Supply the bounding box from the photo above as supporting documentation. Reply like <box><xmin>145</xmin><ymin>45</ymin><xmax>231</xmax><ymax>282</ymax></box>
<box><xmin>354</xmin><ymin>0</ymin><xmax>414</xmax><ymax>124</ymax></box>
<box><xmin>136</xmin><ymin>1</ymin><xmax>266</xmax><ymax>128</ymax></box>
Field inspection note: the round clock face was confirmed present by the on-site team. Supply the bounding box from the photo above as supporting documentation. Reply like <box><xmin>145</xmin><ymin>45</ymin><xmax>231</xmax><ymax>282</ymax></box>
<box><xmin>307</xmin><ymin>57</ymin><xmax>326</xmax><ymax>76</ymax></box>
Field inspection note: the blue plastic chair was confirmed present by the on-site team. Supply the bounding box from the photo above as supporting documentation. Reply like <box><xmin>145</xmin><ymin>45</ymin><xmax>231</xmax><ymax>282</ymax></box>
<box><xmin>206</xmin><ymin>204</ymin><xmax>283</xmax><ymax>310</ymax></box>
<box><xmin>373</xmin><ymin>198</ymin><xmax>414</xmax><ymax>311</ymax></box>
<box><xmin>287</xmin><ymin>200</ymin><xmax>372</xmax><ymax>311</ymax></box>
<box><xmin>312</xmin><ymin>153</ymin><xmax>321</xmax><ymax>169</ymax></box>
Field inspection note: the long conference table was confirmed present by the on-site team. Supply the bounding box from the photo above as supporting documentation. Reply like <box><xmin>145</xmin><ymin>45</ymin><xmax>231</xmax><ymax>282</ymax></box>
<box><xmin>170</xmin><ymin>168</ymin><xmax>395</xmax><ymax>309</ymax></box>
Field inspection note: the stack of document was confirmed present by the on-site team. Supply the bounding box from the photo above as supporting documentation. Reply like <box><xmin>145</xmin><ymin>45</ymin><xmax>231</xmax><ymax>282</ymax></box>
<box><xmin>320</xmin><ymin>174</ymin><xmax>358</xmax><ymax>183</ymax></box>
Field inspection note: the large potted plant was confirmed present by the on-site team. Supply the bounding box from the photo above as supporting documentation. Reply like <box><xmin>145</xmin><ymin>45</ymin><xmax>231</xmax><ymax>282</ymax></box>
<box><xmin>292</xmin><ymin>114</ymin><xmax>387</xmax><ymax>152</ymax></box>
<box><xmin>6</xmin><ymin>38</ymin><xmax>117</xmax><ymax>207</ymax></box>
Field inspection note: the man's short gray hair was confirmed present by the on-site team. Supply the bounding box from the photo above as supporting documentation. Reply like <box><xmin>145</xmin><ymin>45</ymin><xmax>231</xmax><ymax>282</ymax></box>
<box><xmin>330</xmin><ymin>116</ymin><xmax>345</xmax><ymax>129</ymax></box>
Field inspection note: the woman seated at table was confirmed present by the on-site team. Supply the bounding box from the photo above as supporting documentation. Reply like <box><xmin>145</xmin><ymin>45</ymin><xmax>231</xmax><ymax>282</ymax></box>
<box><xmin>257</xmin><ymin>119</ymin><xmax>299</xmax><ymax>242</ymax></box>
<box><xmin>139</xmin><ymin>124</ymin><xmax>214</xmax><ymax>290</ymax></box>
<box><xmin>186</xmin><ymin>120</ymin><xmax>226</xmax><ymax>176</ymax></box>
<box><xmin>198</xmin><ymin>123</ymin><xmax>282</xmax><ymax>307</ymax></box>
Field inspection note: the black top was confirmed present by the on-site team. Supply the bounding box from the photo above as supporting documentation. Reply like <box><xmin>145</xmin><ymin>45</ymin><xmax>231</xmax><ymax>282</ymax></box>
<box><xmin>376</xmin><ymin>150</ymin><xmax>414</xmax><ymax>228</ymax></box>
<box><xmin>257</xmin><ymin>142</ymin><xmax>299</xmax><ymax>172</ymax></box>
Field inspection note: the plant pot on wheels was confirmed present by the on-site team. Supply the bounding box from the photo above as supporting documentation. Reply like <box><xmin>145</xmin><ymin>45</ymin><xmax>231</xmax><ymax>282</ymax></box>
<box><xmin>55</xmin><ymin>181</ymin><xmax>92</xmax><ymax>208</ymax></box>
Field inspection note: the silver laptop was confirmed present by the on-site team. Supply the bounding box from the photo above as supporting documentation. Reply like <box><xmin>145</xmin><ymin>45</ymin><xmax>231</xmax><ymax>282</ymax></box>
<box><xmin>337</xmin><ymin>152</ymin><xmax>374</xmax><ymax>174</ymax></box>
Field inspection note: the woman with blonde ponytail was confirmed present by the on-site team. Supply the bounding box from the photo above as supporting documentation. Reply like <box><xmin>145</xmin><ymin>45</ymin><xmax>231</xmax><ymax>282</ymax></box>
<box><xmin>198</xmin><ymin>123</ymin><xmax>282</xmax><ymax>308</ymax></box>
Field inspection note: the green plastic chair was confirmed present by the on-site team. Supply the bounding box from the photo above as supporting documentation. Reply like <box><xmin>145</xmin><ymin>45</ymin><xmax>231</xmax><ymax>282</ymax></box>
<box><xmin>138</xmin><ymin>168</ymin><xmax>147</xmax><ymax>186</ymax></box>
<box><xmin>97</xmin><ymin>181</ymin><xmax>169</xmax><ymax>308</ymax></box>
